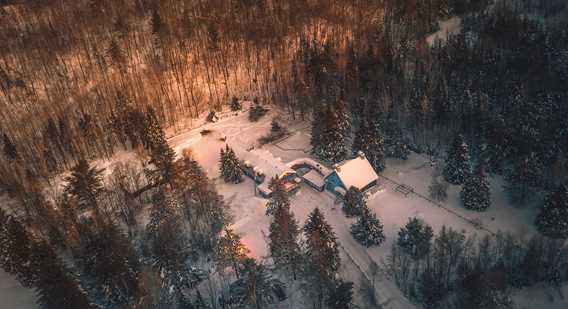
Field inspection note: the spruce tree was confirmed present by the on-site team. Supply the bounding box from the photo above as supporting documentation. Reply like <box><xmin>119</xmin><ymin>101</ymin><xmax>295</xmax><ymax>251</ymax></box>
<box><xmin>228</xmin><ymin>258</ymin><xmax>286</xmax><ymax>308</ymax></box>
<box><xmin>350</xmin><ymin>205</ymin><xmax>385</xmax><ymax>247</ymax></box>
<box><xmin>219</xmin><ymin>145</ymin><xmax>243</xmax><ymax>184</ymax></box>
<box><xmin>461</xmin><ymin>163</ymin><xmax>491</xmax><ymax>211</ymax></box>
<box><xmin>77</xmin><ymin>221</ymin><xmax>140</xmax><ymax>305</ymax></box>
<box><xmin>265</xmin><ymin>177</ymin><xmax>290</xmax><ymax>216</ymax></box>
<box><xmin>216</xmin><ymin>228</ymin><xmax>249</xmax><ymax>278</ymax></box>
<box><xmin>315</xmin><ymin>107</ymin><xmax>347</xmax><ymax>164</ymax></box>
<box><xmin>2</xmin><ymin>133</ymin><xmax>18</xmax><ymax>161</ymax></box>
<box><xmin>505</xmin><ymin>153</ymin><xmax>543</xmax><ymax>205</ymax></box>
<box><xmin>268</xmin><ymin>202</ymin><xmax>301</xmax><ymax>279</ymax></box>
<box><xmin>443</xmin><ymin>134</ymin><xmax>470</xmax><ymax>185</ymax></box>
<box><xmin>429</xmin><ymin>177</ymin><xmax>449</xmax><ymax>202</ymax></box>
<box><xmin>326</xmin><ymin>279</ymin><xmax>354</xmax><ymax>309</ymax></box>
<box><xmin>342</xmin><ymin>186</ymin><xmax>365</xmax><ymax>217</ymax></box>
<box><xmin>0</xmin><ymin>209</ymin><xmax>36</xmax><ymax>287</ymax></box>
<box><xmin>535</xmin><ymin>184</ymin><xmax>568</xmax><ymax>239</ymax></box>
<box><xmin>303</xmin><ymin>208</ymin><xmax>340</xmax><ymax>282</ymax></box>
<box><xmin>397</xmin><ymin>217</ymin><xmax>434</xmax><ymax>260</ymax></box>
<box><xmin>64</xmin><ymin>158</ymin><xmax>105</xmax><ymax>210</ymax></box>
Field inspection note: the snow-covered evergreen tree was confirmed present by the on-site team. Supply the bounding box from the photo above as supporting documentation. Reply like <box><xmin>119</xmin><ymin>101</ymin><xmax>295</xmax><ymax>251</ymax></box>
<box><xmin>350</xmin><ymin>205</ymin><xmax>385</xmax><ymax>247</ymax></box>
<box><xmin>219</xmin><ymin>145</ymin><xmax>243</xmax><ymax>184</ymax></box>
<box><xmin>64</xmin><ymin>158</ymin><xmax>105</xmax><ymax>210</ymax></box>
<box><xmin>265</xmin><ymin>177</ymin><xmax>290</xmax><ymax>216</ymax></box>
<box><xmin>342</xmin><ymin>186</ymin><xmax>365</xmax><ymax>217</ymax></box>
<box><xmin>312</xmin><ymin>104</ymin><xmax>347</xmax><ymax>164</ymax></box>
<box><xmin>443</xmin><ymin>134</ymin><xmax>470</xmax><ymax>185</ymax></box>
<box><xmin>216</xmin><ymin>228</ymin><xmax>249</xmax><ymax>278</ymax></box>
<box><xmin>461</xmin><ymin>163</ymin><xmax>491</xmax><ymax>211</ymax></box>
<box><xmin>326</xmin><ymin>279</ymin><xmax>354</xmax><ymax>309</ymax></box>
<box><xmin>397</xmin><ymin>217</ymin><xmax>434</xmax><ymax>260</ymax></box>
<box><xmin>304</xmin><ymin>208</ymin><xmax>340</xmax><ymax>281</ymax></box>
<box><xmin>505</xmin><ymin>153</ymin><xmax>544</xmax><ymax>205</ymax></box>
<box><xmin>535</xmin><ymin>184</ymin><xmax>568</xmax><ymax>239</ymax></box>
<box><xmin>228</xmin><ymin>258</ymin><xmax>286</xmax><ymax>307</ymax></box>
<box><xmin>268</xmin><ymin>201</ymin><xmax>301</xmax><ymax>279</ymax></box>
<box><xmin>353</xmin><ymin>117</ymin><xmax>386</xmax><ymax>172</ymax></box>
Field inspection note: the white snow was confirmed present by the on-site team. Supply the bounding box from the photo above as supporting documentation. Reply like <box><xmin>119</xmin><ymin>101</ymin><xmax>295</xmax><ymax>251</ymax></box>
<box><xmin>0</xmin><ymin>269</ymin><xmax>37</xmax><ymax>309</ymax></box>
<box><xmin>333</xmin><ymin>154</ymin><xmax>379</xmax><ymax>191</ymax></box>
<box><xmin>426</xmin><ymin>16</ymin><xmax>462</xmax><ymax>46</ymax></box>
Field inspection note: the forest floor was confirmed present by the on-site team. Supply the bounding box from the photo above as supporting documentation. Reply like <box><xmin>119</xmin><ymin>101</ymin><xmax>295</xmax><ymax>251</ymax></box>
<box><xmin>1</xmin><ymin>107</ymin><xmax>567</xmax><ymax>308</ymax></box>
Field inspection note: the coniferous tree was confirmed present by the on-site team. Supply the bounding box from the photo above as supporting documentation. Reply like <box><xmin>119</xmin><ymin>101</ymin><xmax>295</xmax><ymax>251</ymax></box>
<box><xmin>33</xmin><ymin>241</ymin><xmax>95</xmax><ymax>309</ymax></box>
<box><xmin>216</xmin><ymin>228</ymin><xmax>249</xmax><ymax>278</ymax></box>
<box><xmin>77</xmin><ymin>221</ymin><xmax>140</xmax><ymax>305</ymax></box>
<box><xmin>228</xmin><ymin>258</ymin><xmax>286</xmax><ymax>308</ymax></box>
<box><xmin>303</xmin><ymin>208</ymin><xmax>340</xmax><ymax>304</ymax></box>
<box><xmin>268</xmin><ymin>202</ymin><xmax>301</xmax><ymax>279</ymax></box>
<box><xmin>443</xmin><ymin>134</ymin><xmax>470</xmax><ymax>185</ymax></box>
<box><xmin>313</xmin><ymin>106</ymin><xmax>347</xmax><ymax>164</ymax></box>
<box><xmin>326</xmin><ymin>279</ymin><xmax>354</xmax><ymax>309</ymax></box>
<box><xmin>350</xmin><ymin>204</ymin><xmax>385</xmax><ymax>247</ymax></box>
<box><xmin>342</xmin><ymin>186</ymin><xmax>365</xmax><ymax>217</ymax></box>
<box><xmin>397</xmin><ymin>217</ymin><xmax>434</xmax><ymax>260</ymax></box>
<box><xmin>461</xmin><ymin>163</ymin><xmax>491</xmax><ymax>211</ymax></box>
<box><xmin>0</xmin><ymin>209</ymin><xmax>36</xmax><ymax>287</ymax></box>
<box><xmin>219</xmin><ymin>145</ymin><xmax>243</xmax><ymax>184</ymax></box>
<box><xmin>505</xmin><ymin>153</ymin><xmax>543</xmax><ymax>205</ymax></box>
<box><xmin>265</xmin><ymin>177</ymin><xmax>290</xmax><ymax>216</ymax></box>
<box><xmin>535</xmin><ymin>184</ymin><xmax>568</xmax><ymax>239</ymax></box>
<box><xmin>64</xmin><ymin>158</ymin><xmax>105</xmax><ymax>210</ymax></box>
<box><xmin>2</xmin><ymin>133</ymin><xmax>18</xmax><ymax>161</ymax></box>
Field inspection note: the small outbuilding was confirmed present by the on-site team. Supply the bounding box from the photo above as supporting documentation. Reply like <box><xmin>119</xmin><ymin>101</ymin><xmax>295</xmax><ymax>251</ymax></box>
<box><xmin>324</xmin><ymin>152</ymin><xmax>379</xmax><ymax>196</ymax></box>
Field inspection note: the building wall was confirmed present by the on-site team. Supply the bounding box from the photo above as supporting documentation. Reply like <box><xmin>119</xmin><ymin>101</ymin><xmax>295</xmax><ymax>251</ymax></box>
<box><xmin>324</xmin><ymin>172</ymin><xmax>345</xmax><ymax>194</ymax></box>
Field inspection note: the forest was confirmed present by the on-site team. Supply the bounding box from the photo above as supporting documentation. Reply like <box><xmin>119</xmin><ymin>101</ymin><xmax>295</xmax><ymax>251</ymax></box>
<box><xmin>1</xmin><ymin>0</ymin><xmax>568</xmax><ymax>308</ymax></box>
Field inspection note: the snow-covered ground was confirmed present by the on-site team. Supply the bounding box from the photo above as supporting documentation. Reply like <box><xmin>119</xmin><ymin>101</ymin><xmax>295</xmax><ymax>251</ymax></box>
<box><xmin>0</xmin><ymin>108</ymin><xmax>564</xmax><ymax>308</ymax></box>
<box><xmin>0</xmin><ymin>269</ymin><xmax>37</xmax><ymax>308</ymax></box>
<box><xmin>426</xmin><ymin>16</ymin><xmax>462</xmax><ymax>46</ymax></box>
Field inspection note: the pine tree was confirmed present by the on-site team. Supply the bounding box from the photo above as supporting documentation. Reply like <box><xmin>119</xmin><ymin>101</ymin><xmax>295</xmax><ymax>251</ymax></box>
<box><xmin>350</xmin><ymin>205</ymin><xmax>385</xmax><ymax>247</ymax></box>
<box><xmin>142</xmin><ymin>107</ymin><xmax>164</xmax><ymax>152</ymax></box>
<box><xmin>0</xmin><ymin>209</ymin><xmax>37</xmax><ymax>287</ymax></box>
<box><xmin>265</xmin><ymin>177</ymin><xmax>290</xmax><ymax>216</ymax></box>
<box><xmin>33</xmin><ymin>241</ymin><xmax>95</xmax><ymax>309</ymax></box>
<box><xmin>77</xmin><ymin>221</ymin><xmax>140</xmax><ymax>305</ymax></box>
<box><xmin>268</xmin><ymin>202</ymin><xmax>301</xmax><ymax>279</ymax></box>
<box><xmin>228</xmin><ymin>258</ymin><xmax>286</xmax><ymax>308</ymax></box>
<box><xmin>3</xmin><ymin>133</ymin><xmax>18</xmax><ymax>161</ymax></box>
<box><xmin>64</xmin><ymin>158</ymin><xmax>105</xmax><ymax>210</ymax></box>
<box><xmin>303</xmin><ymin>208</ymin><xmax>340</xmax><ymax>282</ymax></box>
<box><xmin>535</xmin><ymin>184</ymin><xmax>568</xmax><ymax>239</ymax></box>
<box><xmin>326</xmin><ymin>279</ymin><xmax>354</xmax><ymax>309</ymax></box>
<box><xmin>314</xmin><ymin>107</ymin><xmax>347</xmax><ymax>164</ymax></box>
<box><xmin>219</xmin><ymin>145</ymin><xmax>243</xmax><ymax>184</ymax></box>
<box><xmin>443</xmin><ymin>134</ymin><xmax>470</xmax><ymax>185</ymax></box>
<box><xmin>461</xmin><ymin>163</ymin><xmax>491</xmax><ymax>211</ymax></box>
<box><xmin>342</xmin><ymin>186</ymin><xmax>365</xmax><ymax>217</ymax></box>
<box><xmin>216</xmin><ymin>228</ymin><xmax>249</xmax><ymax>278</ymax></box>
<box><xmin>505</xmin><ymin>153</ymin><xmax>543</xmax><ymax>205</ymax></box>
<box><xmin>397</xmin><ymin>217</ymin><xmax>434</xmax><ymax>260</ymax></box>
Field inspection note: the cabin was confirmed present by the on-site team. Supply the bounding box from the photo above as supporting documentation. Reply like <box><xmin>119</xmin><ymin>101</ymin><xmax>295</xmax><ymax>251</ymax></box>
<box><xmin>232</xmin><ymin>145</ymin><xmax>301</xmax><ymax>198</ymax></box>
<box><xmin>287</xmin><ymin>158</ymin><xmax>331</xmax><ymax>192</ymax></box>
<box><xmin>324</xmin><ymin>152</ymin><xmax>379</xmax><ymax>196</ymax></box>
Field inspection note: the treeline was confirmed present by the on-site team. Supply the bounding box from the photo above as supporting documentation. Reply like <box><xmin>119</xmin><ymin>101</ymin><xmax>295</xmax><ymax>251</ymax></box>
<box><xmin>386</xmin><ymin>219</ymin><xmax>568</xmax><ymax>309</ymax></box>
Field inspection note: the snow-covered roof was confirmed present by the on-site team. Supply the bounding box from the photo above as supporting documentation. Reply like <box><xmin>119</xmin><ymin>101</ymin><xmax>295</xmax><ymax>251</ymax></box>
<box><xmin>232</xmin><ymin>145</ymin><xmax>295</xmax><ymax>179</ymax></box>
<box><xmin>333</xmin><ymin>153</ymin><xmax>378</xmax><ymax>190</ymax></box>
<box><xmin>286</xmin><ymin>157</ymin><xmax>331</xmax><ymax>176</ymax></box>
<box><xmin>303</xmin><ymin>169</ymin><xmax>325</xmax><ymax>188</ymax></box>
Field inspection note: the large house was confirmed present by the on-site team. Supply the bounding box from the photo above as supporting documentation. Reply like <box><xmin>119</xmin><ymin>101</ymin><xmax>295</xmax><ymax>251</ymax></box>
<box><xmin>324</xmin><ymin>152</ymin><xmax>379</xmax><ymax>196</ymax></box>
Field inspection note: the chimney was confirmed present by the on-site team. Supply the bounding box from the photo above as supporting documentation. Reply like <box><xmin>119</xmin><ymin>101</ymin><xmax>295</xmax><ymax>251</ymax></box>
<box><xmin>357</xmin><ymin>151</ymin><xmax>365</xmax><ymax>159</ymax></box>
